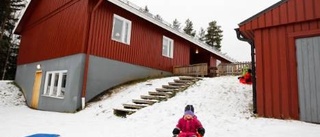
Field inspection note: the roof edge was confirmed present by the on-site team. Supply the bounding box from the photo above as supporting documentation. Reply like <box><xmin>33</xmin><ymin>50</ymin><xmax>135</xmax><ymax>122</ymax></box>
<box><xmin>14</xmin><ymin>0</ymin><xmax>36</xmax><ymax>34</ymax></box>
<box><xmin>108</xmin><ymin>0</ymin><xmax>235</xmax><ymax>62</ymax></box>
<box><xmin>238</xmin><ymin>0</ymin><xmax>288</xmax><ymax>26</ymax></box>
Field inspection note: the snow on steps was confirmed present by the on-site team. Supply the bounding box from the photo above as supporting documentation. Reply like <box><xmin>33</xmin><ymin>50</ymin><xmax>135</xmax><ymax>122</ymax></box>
<box><xmin>162</xmin><ymin>85</ymin><xmax>181</xmax><ymax>89</ymax></box>
<box><xmin>148</xmin><ymin>91</ymin><xmax>172</xmax><ymax>97</ymax></box>
<box><xmin>123</xmin><ymin>103</ymin><xmax>149</xmax><ymax>109</ymax></box>
<box><xmin>132</xmin><ymin>99</ymin><xmax>158</xmax><ymax>105</ymax></box>
<box><xmin>113</xmin><ymin>76</ymin><xmax>201</xmax><ymax>117</ymax></box>
<box><xmin>140</xmin><ymin>95</ymin><xmax>167</xmax><ymax>101</ymax></box>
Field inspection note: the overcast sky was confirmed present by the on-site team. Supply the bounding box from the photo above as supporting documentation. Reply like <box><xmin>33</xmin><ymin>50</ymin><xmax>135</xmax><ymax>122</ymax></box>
<box><xmin>128</xmin><ymin>0</ymin><xmax>281</xmax><ymax>62</ymax></box>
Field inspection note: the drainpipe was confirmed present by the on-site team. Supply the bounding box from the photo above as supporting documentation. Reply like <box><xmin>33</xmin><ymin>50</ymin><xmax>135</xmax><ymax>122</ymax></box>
<box><xmin>81</xmin><ymin>0</ymin><xmax>103</xmax><ymax>110</ymax></box>
<box><xmin>235</xmin><ymin>28</ymin><xmax>257</xmax><ymax>114</ymax></box>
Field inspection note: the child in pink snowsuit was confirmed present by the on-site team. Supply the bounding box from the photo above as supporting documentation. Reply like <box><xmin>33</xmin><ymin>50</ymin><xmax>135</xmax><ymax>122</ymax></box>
<box><xmin>172</xmin><ymin>105</ymin><xmax>205</xmax><ymax>137</ymax></box>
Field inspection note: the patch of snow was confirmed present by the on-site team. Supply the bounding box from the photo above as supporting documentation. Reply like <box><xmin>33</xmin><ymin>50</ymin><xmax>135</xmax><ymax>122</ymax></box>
<box><xmin>1</xmin><ymin>76</ymin><xmax>320</xmax><ymax>137</ymax></box>
<box><xmin>0</xmin><ymin>81</ymin><xmax>26</xmax><ymax>107</ymax></box>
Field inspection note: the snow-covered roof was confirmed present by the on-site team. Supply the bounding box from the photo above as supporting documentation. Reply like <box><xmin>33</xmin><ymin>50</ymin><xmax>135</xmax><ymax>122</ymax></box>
<box><xmin>108</xmin><ymin>0</ymin><xmax>236</xmax><ymax>62</ymax></box>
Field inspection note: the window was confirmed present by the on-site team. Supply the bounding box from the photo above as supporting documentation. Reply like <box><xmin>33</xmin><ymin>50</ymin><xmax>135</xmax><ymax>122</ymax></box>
<box><xmin>216</xmin><ymin>59</ymin><xmax>221</xmax><ymax>66</ymax></box>
<box><xmin>111</xmin><ymin>14</ymin><xmax>132</xmax><ymax>45</ymax></box>
<box><xmin>43</xmin><ymin>70</ymin><xmax>68</xmax><ymax>98</ymax></box>
<box><xmin>162</xmin><ymin>36</ymin><xmax>174</xmax><ymax>58</ymax></box>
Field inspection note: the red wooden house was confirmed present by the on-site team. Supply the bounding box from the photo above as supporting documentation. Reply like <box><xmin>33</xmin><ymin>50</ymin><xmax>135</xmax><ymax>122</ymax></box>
<box><xmin>236</xmin><ymin>0</ymin><xmax>320</xmax><ymax>123</ymax></box>
<box><xmin>14</xmin><ymin>0</ymin><xmax>233</xmax><ymax>112</ymax></box>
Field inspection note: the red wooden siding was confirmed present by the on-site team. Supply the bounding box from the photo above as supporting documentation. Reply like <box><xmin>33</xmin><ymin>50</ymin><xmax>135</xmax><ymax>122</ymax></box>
<box><xmin>253</xmin><ymin>21</ymin><xmax>320</xmax><ymax>119</ymax></box>
<box><xmin>17</xmin><ymin>0</ymin><xmax>89</xmax><ymax>64</ymax></box>
<box><xmin>240</xmin><ymin>0</ymin><xmax>320</xmax><ymax>32</ymax></box>
<box><xmin>239</xmin><ymin>0</ymin><xmax>320</xmax><ymax>119</ymax></box>
<box><xmin>278</xmin><ymin>26</ymin><xmax>290</xmax><ymax>118</ymax></box>
<box><xmin>87</xmin><ymin>1</ymin><xmax>190</xmax><ymax>72</ymax></box>
<box><xmin>17</xmin><ymin>0</ymin><xmax>219</xmax><ymax>72</ymax></box>
<box><xmin>316</xmin><ymin>0</ymin><xmax>320</xmax><ymax>18</ymax></box>
<box><xmin>272</xmin><ymin>6</ymin><xmax>280</xmax><ymax>26</ymax></box>
<box><xmin>279</xmin><ymin>3</ymin><xmax>288</xmax><ymax>24</ymax></box>
<box><xmin>255</xmin><ymin>30</ymin><xmax>265</xmax><ymax>117</ymax></box>
<box><xmin>261</xmin><ymin>29</ymin><xmax>272</xmax><ymax>117</ymax></box>
<box><xmin>209</xmin><ymin>57</ymin><xmax>217</xmax><ymax>68</ymax></box>
<box><xmin>270</xmin><ymin>27</ymin><xmax>281</xmax><ymax>118</ymax></box>
<box><xmin>24</xmin><ymin>0</ymin><xmax>74</xmax><ymax>28</ymax></box>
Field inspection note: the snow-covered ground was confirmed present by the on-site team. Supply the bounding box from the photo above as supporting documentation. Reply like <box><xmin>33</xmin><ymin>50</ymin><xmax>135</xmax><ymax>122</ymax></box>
<box><xmin>1</xmin><ymin>76</ymin><xmax>320</xmax><ymax>137</ymax></box>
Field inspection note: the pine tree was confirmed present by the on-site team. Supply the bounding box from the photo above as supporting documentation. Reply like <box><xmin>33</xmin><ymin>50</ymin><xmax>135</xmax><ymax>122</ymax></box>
<box><xmin>205</xmin><ymin>21</ymin><xmax>223</xmax><ymax>50</ymax></box>
<box><xmin>154</xmin><ymin>14</ymin><xmax>162</xmax><ymax>21</ymax></box>
<box><xmin>183</xmin><ymin>19</ymin><xmax>196</xmax><ymax>37</ymax></box>
<box><xmin>0</xmin><ymin>0</ymin><xmax>11</xmax><ymax>40</ymax></box>
<box><xmin>0</xmin><ymin>0</ymin><xmax>26</xmax><ymax>80</ymax></box>
<box><xmin>198</xmin><ymin>27</ymin><xmax>206</xmax><ymax>41</ymax></box>
<box><xmin>143</xmin><ymin>5</ymin><xmax>149</xmax><ymax>13</ymax></box>
<box><xmin>172</xmin><ymin>18</ymin><xmax>181</xmax><ymax>30</ymax></box>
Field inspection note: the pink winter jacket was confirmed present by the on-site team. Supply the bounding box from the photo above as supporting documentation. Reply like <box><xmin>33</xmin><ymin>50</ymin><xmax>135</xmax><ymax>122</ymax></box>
<box><xmin>176</xmin><ymin>116</ymin><xmax>203</xmax><ymax>137</ymax></box>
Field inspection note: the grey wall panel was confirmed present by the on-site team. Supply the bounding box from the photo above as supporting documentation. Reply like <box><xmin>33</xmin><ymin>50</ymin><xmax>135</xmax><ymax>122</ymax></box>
<box><xmin>296</xmin><ymin>39</ymin><xmax>306</xmax><ymax>121</ymax></box>
<box><xmin>86</xmin><ymin>55</ymin><xmax>172</xmax><ymax>101</ymax></box>
<box><xmin>15</xmin><ymin>54</ymin><xmax>172</xmax><ymax>112</ymax></box>
<box><xmin>15</xmin><ymin>64</ymin><xmax>39</xmax><ymax>106</ymax></box>
<box><xmin>15</xmin><ymin>54</ymin><xmax>85</xmax><ymax>112</ymax></box>
<box><xmin>296</xmin><ymin>36</ymin><xmax>320</xmax><ymax>123</ymax></box>
<box><xmin>313</xmin><ymin>37</ymin><xmax>320</xmax><ymax>123</ymax></box>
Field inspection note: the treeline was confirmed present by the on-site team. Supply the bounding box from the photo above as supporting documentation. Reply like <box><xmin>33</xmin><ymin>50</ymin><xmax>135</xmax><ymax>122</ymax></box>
<box><xmin>142</xmin><ymin>6</ymin><xmax>223</xmax><ymax>51</ymax></box>
<box><xmin>0</xmin><ymin>0</ymin><xmax>26</xmax><ymax>80</ymax></box>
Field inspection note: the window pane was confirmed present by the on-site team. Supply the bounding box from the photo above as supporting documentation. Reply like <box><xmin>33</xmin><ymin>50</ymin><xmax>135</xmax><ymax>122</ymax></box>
<box><xmin>124</xmin><ymin>22</ymin><xmax>129</xmax><ymax>43</ymax></box>
<box><xmin>52</xmin><ymin>73</ymin><xmax>59</xmax><ymax>96</ymax></box>
<box><xmin>45</xmin><ymin>74</ymin><xmax>52</xmax><ymax>95</ymax></box>
<box><xmin>62</xmin><ymin>73</ymin><xmax>67</xmax><ymax>88</ymax></box>
<box><xmin>162</xmin><ymin>44</ymin><xmax>168</xmax><ymax>56</ymax></box>
<box><xmin>112</xmin><ymin>18</ymin><xmax>123</xmax><ymax>41</ymax></box>
<box><xmin>163</xmin><ymin>38</ymin><xmax>168</xmax><ymax>45</ymax></box>
<box><xmin>169</xmin><ymin>41</ymin><xmax>173</xmax><ymax>57</ymax></box>
<box><xmin>162</xmin><ymin>38</ymin><xmax>169</xmax><ymax>56</ymax></box>
<box><xmin>59</xmin><ymin>73</ymin><xmax>67</xmax><ymax>97</ymax></box>
<box><xmin>168</xmin><ymin>46</ymin><xmax>171</xmax><ymax>57</ymax></box>
<box><xmin>111</xmin><ymin>15</ymin><xmax>131</xmax><ymax>45</ymax></box>
<box><xmin>54</xmin><ymin>73</ymin><xmax>59</xmax><ymax>86</ymax></box>
<box><xmin>162</xmin><ymin>36</ymin><xmax>174</xmax><ymax>58</ymax></box>
<box><xmin>48</xmin><ymin>74</ymin><xmax>52</xmax><ymax>86</ymax></box>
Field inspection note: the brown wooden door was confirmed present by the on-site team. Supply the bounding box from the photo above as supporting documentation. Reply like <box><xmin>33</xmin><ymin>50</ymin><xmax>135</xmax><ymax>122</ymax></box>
<box><xmin>31</xmin><ymin>71</ymin><xmax>42</xmax><ymax>109</ymax></box>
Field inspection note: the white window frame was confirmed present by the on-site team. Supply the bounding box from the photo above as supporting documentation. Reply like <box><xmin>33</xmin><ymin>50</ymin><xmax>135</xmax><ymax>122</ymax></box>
<box><xmin>43</xmin><ymin>70</ymin><xmax>67</xmax><ymax>99</ymax></box>
<box><xmin>162</xmin><ymin>36</ymin><xmax>174</xmax><ymax>58</ymax></box>
<box><xmin>111</xmin><ymin>14</ymin><xmax>132</xmax><ymax>45</ymax></box>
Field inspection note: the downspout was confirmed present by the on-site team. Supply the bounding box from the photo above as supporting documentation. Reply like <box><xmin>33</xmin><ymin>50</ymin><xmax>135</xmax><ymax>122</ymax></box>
<box><xmin>235</xmin><ymin>28</ymin><xmax>257</xmax><ymax>114</ymax></box>
<box><xmin>81</xmin><ymin>0</ymin><xmax>103</xmax><ymax>109</ymax></box>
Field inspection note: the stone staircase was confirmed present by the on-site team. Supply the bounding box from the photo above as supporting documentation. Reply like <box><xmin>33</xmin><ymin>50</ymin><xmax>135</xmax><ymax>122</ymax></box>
<box><xmin>113</xmin><ymin>76</ymin><xmax>201</xmax><ymax>117</ymax></box>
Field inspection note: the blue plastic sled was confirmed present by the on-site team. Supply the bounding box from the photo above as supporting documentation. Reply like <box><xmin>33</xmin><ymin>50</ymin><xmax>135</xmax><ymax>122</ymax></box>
<box><xmin>25</xmin><ymin>133</ymin><xmax>60</xmax><ymax>137</ymax></box>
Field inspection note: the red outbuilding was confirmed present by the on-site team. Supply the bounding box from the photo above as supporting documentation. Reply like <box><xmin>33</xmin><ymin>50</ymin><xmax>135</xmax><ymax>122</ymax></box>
<box><xmin>236</xmin><ymin>0</ymin><xmax>320</xmax><ymax>123</ymax></box>
<box><xmin>14</xmin><ymin>0</ymin><xmax>233</xmax><ymax>112</ymax></box>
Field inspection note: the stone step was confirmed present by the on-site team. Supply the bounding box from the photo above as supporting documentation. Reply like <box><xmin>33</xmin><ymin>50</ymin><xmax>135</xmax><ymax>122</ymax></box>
<box><xmin>132</xmin><ymin>99</ymin><xmax>158</xmax><ymax>105</ymax></box>
<box><xmin>196</xmin><ymin>77</ymin><xmax>203</xmax><ymax>80</ymax></box>
<box><xmin>148</xmin><ymin>91</ymin><xmax>172</xmax><ymax>97</ymax></box>
<box><xmin>141</xmin><ymin>95</ymin><xmax>167</xmax><ymax>100</ymax></box>
<box><xmin>113</xmin><ymin>108</ymin><xmax>136</xmax><ymax>117</ymax></box>
<box><xmin>156</xmin><ymin>88</ymin><xmax>176</xmax><ymax>93</ymax></box>
<box><xmin>162</xmin><ymin>85</ymin><xmax>181</xmax><ymax>89</ymax></box>
<box><xmin>174</xmin><ymin>79</ymin><xmax>193</xmax><ymax>84</ymax></box>
<box><xmin>123</xmin><ymin>103</ymin><xmax>148</xmax><ymax>109</ymax></box>
<box><xmin>179</xmin><ymin>76</ymin><xmax>197</xmax><ymax>81</ymax></box>
<box><xmin>113</xmin><ymin>77</ymin><xmax>201</xmax><ymax>117</ymax></box>
<box><xmin>168</xmin><ymin>82</ymin><xmax>186</xmax><ymax>86</ymax></box>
